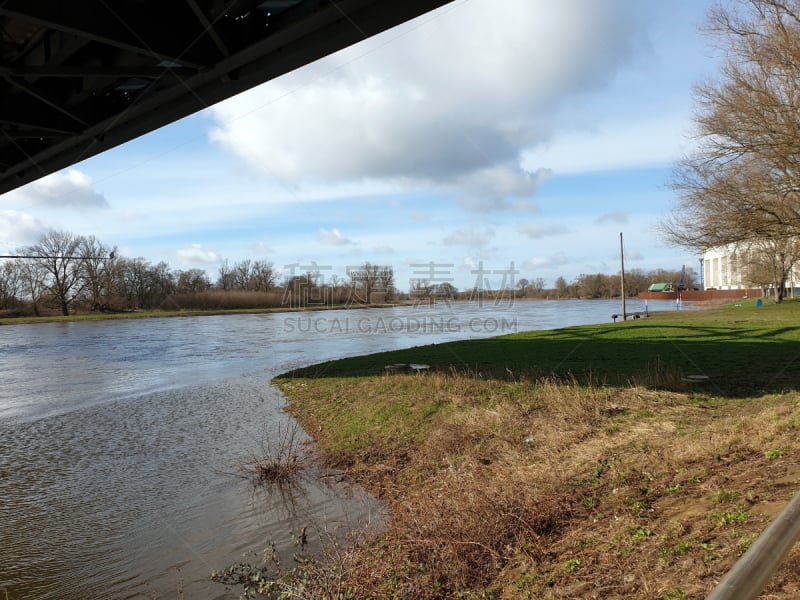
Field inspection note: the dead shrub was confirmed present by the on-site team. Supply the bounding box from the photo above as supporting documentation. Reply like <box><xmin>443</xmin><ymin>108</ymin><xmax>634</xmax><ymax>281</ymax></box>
<box><xmin>238</xmin><ymin>422</ymin><xmax>309</xmax><ymax>485</ymax></box>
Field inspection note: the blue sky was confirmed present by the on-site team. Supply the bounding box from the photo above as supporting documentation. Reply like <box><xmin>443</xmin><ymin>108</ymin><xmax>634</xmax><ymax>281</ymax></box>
<box><xmin>0</xmin><ymin>0</ymin><xmax>718</xmax><ymax>291</ymax></box>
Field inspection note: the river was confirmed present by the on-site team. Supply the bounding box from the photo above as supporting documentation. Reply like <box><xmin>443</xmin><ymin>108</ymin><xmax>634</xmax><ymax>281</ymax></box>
<box><xmin>0</xmin><ymin>299</ymin><xmax>685</xmax><ymax>599</ymax></box>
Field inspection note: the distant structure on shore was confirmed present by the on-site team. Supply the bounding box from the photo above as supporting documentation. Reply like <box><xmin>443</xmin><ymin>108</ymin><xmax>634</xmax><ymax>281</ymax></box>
<box><xmin>640</xmin><ymin>242</ymin><xmax>800</xmax><ymax>301</ymax></box>
<box><xmin>702</xmin><ymin>245</ymin><xmax>797</xmax><ymax>300</ymax></box>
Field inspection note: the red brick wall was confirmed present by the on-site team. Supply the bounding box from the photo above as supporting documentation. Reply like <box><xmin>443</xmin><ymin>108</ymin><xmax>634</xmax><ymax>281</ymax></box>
<box><xmin>637</xmin><ymin>289</ymin><xmax>762</xmax><ymax>301</ymax></box>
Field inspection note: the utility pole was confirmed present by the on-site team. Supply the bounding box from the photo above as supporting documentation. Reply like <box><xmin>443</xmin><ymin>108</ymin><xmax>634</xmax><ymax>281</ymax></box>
<box><xmin>620</xmin><ymin>232</ymin><xmax>626</xmax><ymax>321</ymax></box>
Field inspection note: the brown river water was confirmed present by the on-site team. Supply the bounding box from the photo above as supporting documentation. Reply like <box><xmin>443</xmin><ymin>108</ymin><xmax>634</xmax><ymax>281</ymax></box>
<box><xmin>0</xmin><ymin>300</ymin><xmax>684</xmax><ymax>599</ymax></box>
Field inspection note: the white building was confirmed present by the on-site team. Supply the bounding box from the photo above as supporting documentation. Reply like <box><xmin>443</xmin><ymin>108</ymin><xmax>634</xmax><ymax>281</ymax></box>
<box><xmin>702</xmin><ymin>243</ymin><xmax>798</xmax><ymax>294</ymax></box>
<box><xmin>702</xmin><ymin>246</ymin><xmax>742</xmax><ymax>290</ymax></box>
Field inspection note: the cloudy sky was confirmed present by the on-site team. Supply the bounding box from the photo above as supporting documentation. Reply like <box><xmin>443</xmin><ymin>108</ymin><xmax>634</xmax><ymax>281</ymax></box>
<box><xmin>0</xmin><ymin>0</ymin><xmax>718</xmax><ymax>291</ymax></box>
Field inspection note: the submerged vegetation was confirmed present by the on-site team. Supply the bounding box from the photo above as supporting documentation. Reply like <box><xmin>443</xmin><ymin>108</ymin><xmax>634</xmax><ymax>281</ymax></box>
<box><xmin>262</xmin><ymin>300</ymin><xmax>800</xmax><ymax>599</ymax></box>
<box><xmin>236</xmin><ymin>423</ymin><xmax>309</xmax><ymax>486</ymax></box>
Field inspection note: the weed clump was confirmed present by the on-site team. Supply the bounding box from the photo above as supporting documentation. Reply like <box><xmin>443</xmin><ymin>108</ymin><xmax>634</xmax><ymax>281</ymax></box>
<box><xmin>238</xmin><ymin>423</ymin><xmax>308</xmax><ymax>485</ymax></box>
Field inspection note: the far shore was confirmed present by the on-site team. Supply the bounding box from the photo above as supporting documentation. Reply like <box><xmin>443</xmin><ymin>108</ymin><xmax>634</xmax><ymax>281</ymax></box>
<box><xmin>0</xmin><ymin>301</ymin><xmax>405</xmax><ymax>325</ymax></box>
<box><xmin>0</xmin><ymin>293</ymin><xmax>731</xmax><ymax>326</ymax></box>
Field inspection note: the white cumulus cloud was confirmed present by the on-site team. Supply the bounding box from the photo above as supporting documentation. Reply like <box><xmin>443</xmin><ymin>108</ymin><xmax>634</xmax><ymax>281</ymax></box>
<box><xmin>522</xmin><ymin>253</ymin><xmax>572</xmax><ymax>271</ymax></box>
<box><xmin>9</xmin><ymin>169</ymin><xmax>109</xmax><ymax>209</ymax></box>
<box><xmin>177</xmin><ymin>244</ymin><xmax>220</xmax><ymax>265</ymax></box>
<box><xmin>0</xmin><ymin>210</ymin><xmax>48</xmax><ymax>248</ymax></box>
<box><xmin>516</xmin><ymin>223</ymin><xmax>569</xmax><ymax>239</ymax></box>
<box><xmin>208</xmin><ymin>0</ymin><xmax>644</xmax><ymax>208</ymax></box>
<box><xmin>316</xmin><ymin>228</ymin><xmax>354</xmax><ymax>246</ymax></box>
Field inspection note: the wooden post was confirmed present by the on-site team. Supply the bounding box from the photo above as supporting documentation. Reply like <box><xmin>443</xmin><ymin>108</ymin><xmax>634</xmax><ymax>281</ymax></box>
<box><xmin>620</xmin><ymin>232</ymin><xmax>626</xmax><ymax>321</ymax></box>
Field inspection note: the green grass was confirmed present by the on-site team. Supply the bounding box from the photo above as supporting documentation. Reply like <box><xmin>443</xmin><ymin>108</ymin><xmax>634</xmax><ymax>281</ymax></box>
<box><xmin>279</xmin><ymin>299</ymin><xmax>800</xmax><ymax>397</ymax></box>
<box><xmin>279</xmin><ymin>376</ymin><xmax>459</xmax><ymax>467</ymax></box>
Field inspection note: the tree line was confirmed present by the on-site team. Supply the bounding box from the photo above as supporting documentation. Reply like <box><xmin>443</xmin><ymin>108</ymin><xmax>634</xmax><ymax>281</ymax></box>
<box><xmin>661</xmin><ymin>0</ymin><xmax>800</xmax><ymax>302</ymax></box>
<box><xmin>0</xmin><ymin>230</ymin><xmax>397</xmax><ymax>316</ymax></box>
<box><xmin>410</xmin><ymin>268</ymin><xmax>695</xmax><ymax>302</ymax></box>
<box><xmin>550</xmin><ymin>268</ymin><xmax>697</xmax><ymax>299</ymax></box>
<box><xmin>0</xmin><ymin>229</ymin><xmax>695</xmax><ymax>318</ymax></box>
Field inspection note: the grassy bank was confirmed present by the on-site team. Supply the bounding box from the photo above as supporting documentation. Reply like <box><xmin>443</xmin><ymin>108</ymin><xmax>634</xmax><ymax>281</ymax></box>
<box><xmin>272</xmin><ymin>300</ymin><xmax>800</xmax><ymax>599</ymax></box>
<box><xmin>283</xmin><ymin>299</ymin><xmax>800</xmax><ymax>397</ymax></box>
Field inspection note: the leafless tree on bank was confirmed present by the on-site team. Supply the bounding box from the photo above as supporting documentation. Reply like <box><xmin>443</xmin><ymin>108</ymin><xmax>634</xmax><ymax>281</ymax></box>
<box><xmin>662</xmin><ymin>0</ymin><xmax>800</xmax><ymax>301</ymax></box>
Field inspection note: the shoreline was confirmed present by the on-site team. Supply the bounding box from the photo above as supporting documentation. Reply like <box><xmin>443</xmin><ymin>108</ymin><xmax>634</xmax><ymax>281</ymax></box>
<box><xmin>0</xmin><ymin>295</ymin><xmax>703</xmax><ymax>327</ymax></box>
<box><xmin>270</xmin><ymin>300</ymin><xmax>800</xmax><ymax>598</ymax></box>
<box><xmin>0</xmin><ymin>301</ymin><xmax>402</xmax><ymax>325</ymax></box>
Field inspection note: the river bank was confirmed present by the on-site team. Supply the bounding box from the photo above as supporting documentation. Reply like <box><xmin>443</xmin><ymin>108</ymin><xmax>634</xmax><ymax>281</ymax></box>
<box><xmin>273</xmin><ymin>299</ymin><xmax>800</xmax><ymax>598</ymax></box>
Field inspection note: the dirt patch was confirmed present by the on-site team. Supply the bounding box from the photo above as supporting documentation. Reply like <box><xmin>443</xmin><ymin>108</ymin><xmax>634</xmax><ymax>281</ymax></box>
<box><xmin>656</xmin><ymin>495</ymin><xmax>714</xmax><ymax>522</ymax></box>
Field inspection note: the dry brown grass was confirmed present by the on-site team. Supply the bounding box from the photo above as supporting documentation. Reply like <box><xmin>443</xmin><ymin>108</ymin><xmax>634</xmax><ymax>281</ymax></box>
<box><xmin>276</xmin><ymin>373</ymin><xmax>800</xmax><ymax>599</ymax></box>
<box><xmin>172</xmin><ymin>289</ymin><xmax>287</xmax><ymax>310</ymax></box>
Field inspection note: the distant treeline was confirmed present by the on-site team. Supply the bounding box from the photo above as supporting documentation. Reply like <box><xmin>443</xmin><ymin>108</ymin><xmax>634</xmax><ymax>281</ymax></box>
<box><xmin>0</xmin><ymin>229</ymin><xmax>695</xmax><ymax>318</ymax></box>
<box><xmin>548</xmin><ymin>269</ymin><xmax>698</xmax><ymax>300</ymax></box>
<box><xmin>0</xmin><ymin>230</ymin><xmax>400</xmax><ymax>317</ymax></box>
<box><xmin>410</xmin><ymin>267</ymin><xmax>697</xmax><ymax>303</ymax></box>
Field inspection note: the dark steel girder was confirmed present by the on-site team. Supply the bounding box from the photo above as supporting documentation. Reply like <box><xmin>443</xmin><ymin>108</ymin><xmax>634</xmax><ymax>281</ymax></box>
<box><xmin>0</xmin><ymin>0</ymin><xmax>454</xmax><ymax>195</ymax></box>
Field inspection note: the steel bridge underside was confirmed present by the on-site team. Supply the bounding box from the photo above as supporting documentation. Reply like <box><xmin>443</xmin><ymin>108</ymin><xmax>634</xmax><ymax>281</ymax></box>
<box><xmin>0</xmin><ymin>0</ymin><xmax>453</xmax><ymax>196</ymax></box>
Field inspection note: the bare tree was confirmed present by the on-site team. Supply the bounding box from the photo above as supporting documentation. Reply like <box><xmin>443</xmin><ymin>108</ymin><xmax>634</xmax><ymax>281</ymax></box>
<box><xmin>282</xmin><ymin>273</ymin><xmax>314</xmax><ymax>307</ymax></box>
<box><xmin>531</xmin><ymin>277</ymin><xmax>546</xmax><ymax>297</ymax></box>
<box><xmin>663</xmin><ymin>1</ymin><xmax>800</xmax><ymax>254</ymax></box>
<box><xmin>0</xmin><ymin>260</ymin><xmax>23</xmax><ymax>309</ymax></box>
<box><xmin>250</xmin><ymin>260</ymin><xmax>276</xmax><ymax>292</ymax></box>
<box><xmin>18</xmin><ymin>256</ymin><xmax>48</xmax><ymax>316</ymax></box>
<box><xmin>575</xmin><ymin>273</ymin><xmax>608</xmax><ymax>299</ymax></box>
<box><xmin>175</xmin><ymin>269</ymin><xmax>211</xmax><ymax>293</ymax></box>
<box><xmin>234</xmin><ymin>259</ymin><xmax>253</xmax><ymax>290</ymax></box>
<box><xmin>554</xmin><ymin>276</ymin><xmax>571</xmax><ymax>299</ymax></box>
<box><xmin>119</xmin><ymin>257</ymin><xmax>146</xmax><ymax>308</ymax></box>
<box><xmin>348</xmin><ymin>263</ymin><xmax>394</xmax><ymax>304</ymax></box>
<box><xmin>119</xmin><ymin>257</ymin><xmax>174</xmax><ymax>309</ymax></box>
<box><xmin>79</xmin><ymin>235</ymin><xmax>115</xmax><ymax>311</ymax></box>
<box><xmin>431</xmin><ymin>281</ymin><xmax>457</xmax><ymax>299</ymax></box>
<box><xmin>26</xmin><ymin>230</ymin><xmax>86</xmax><ymax>315</ymax></box>
<box><xmin>410</xmin><ymin>279</ymin><xmax>432</xmax><ymax>303</ymax></box>
<box><xmin>378</xmin><ymin>265</ymin><xmax>395</xmax><ymax>302</ymax></box>
<box><xmin>740</xmin><ymin>238</ymin><xmax>800</xmax><ymax>299</ymax></box>
<box><xmin>217</xmin><ymin>259</ymin><xmax>235</xmax><ymax>291</ymax></box>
